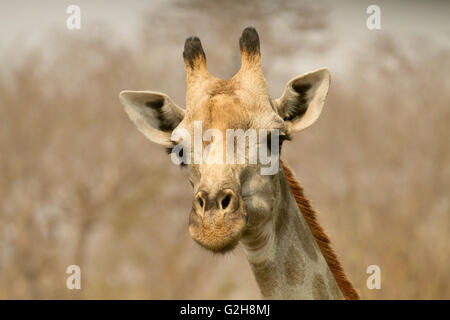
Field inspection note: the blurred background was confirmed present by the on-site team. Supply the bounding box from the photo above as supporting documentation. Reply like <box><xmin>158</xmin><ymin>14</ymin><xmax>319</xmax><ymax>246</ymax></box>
<box><xmin>0</xmin><ymin>0</ymin><xmax>449</xmax><ymax>299</ymax></box>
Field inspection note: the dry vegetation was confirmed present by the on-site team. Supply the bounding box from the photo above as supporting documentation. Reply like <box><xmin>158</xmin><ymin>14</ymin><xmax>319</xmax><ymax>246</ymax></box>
<box><xmin>0</xmin><ymin>1</ymin><xmax>449</xmax><ymax>299</ymax></box>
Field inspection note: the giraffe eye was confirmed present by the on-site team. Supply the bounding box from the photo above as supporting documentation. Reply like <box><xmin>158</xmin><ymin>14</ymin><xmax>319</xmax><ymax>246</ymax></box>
<box><xmin>166</xmin><ymin>146</ymin><xmax>187</xmax><ymax>167</ymax></box>
<box><xmin>175</xmin><ymin>148</ymin><xmax>187</xmax><ymax>167</ymax></box>
<box><xmin>177</xmin><ymin>148</ymin><xmax>184</xmax><ymax>159</ymax></box>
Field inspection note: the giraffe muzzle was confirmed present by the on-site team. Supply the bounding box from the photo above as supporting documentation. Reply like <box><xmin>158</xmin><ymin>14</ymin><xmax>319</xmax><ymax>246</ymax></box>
<box><xmin>188</xmin><ymin>188</ymin><xmax>247</xmax><ymax>253</ymax></box>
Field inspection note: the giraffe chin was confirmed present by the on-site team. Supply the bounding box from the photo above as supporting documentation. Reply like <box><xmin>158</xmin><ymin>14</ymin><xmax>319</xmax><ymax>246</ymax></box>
<box><xmin>188</xmin><ymin>208</ymin><xmax>247</xmax><ymax>254</ymax></box>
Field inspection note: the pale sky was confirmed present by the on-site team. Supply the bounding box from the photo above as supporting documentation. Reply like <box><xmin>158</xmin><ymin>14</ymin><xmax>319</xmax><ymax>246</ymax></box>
<box><xmin>0</xmin><ymin>0</ymin><xmax>449</xmax><ymax>75</ymax></box>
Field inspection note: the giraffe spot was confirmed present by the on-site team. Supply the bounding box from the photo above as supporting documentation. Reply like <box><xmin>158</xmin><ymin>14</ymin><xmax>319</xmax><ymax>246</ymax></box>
<box><xmin>326</xmin><ymin>269</ymin><xmax>344</xmax><ymax>300</ymax></box>
<box><xmin>312</xmin><ymin>274</ymin><xmax>330</xmax><ymax>300</ymax></box>
<box><xmin>293</xmin><ymin>213</ymin><xmax>318</xmax><ymax>262</ymax></box>
<box><xmin>284</xmin><ymin>245</ymin><xmax>305</xmax><ymax>286</ymax></box>
<box><xmin>275</xmin><ymin>206</ymin><xmax>289</xmax><ymax>244</ymax></box>
<box><xmin>250</xmin><ymin>260</ymin><xmax>277</xmax><ymax>297</ymax></box>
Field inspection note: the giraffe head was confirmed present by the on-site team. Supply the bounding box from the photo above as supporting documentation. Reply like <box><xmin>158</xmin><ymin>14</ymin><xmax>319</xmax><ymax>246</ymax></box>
<box><xmin>119</xmin><ymin>27</ymin><xmax>331</xmax><ymax>253</ymax></box>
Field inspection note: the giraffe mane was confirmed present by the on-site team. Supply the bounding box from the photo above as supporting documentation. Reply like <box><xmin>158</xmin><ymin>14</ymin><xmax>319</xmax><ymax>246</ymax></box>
<box><xmin>281</xmin><ymin>160</ymin><xmax>360</xmax><ymax>300</ymax></box>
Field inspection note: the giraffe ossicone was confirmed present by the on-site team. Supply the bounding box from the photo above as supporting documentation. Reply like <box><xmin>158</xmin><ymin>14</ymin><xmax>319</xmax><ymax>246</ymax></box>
<box><xmin>119</xmin><ymin>27</ymin><xmax>359</xmax><ymax>300</ymax></box>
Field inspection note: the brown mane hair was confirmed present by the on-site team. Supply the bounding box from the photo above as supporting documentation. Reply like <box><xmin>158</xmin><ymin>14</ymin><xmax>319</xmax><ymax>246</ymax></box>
<box><xmin>281</xmin><ymin>160</ymin><xmax>360</xmax><ymax>300</ymax></box>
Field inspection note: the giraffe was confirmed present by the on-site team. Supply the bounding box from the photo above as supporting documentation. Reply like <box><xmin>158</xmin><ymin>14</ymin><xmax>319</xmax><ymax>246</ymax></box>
<box><xmin>119</xmin><ymin>27</ymin><xmax>359</xmax><ymax>300</ymax></box>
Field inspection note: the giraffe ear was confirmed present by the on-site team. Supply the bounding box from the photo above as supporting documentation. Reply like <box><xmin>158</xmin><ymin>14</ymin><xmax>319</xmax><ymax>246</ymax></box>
<box><xmin>119</xmin><ymin>90</ymin><xmax>185</xmax><ymax>147</ymax></box>
<box><xmin>274</xmin><ymin>68</ymin><xmax>330</xmax><ymax>133</ymax></box>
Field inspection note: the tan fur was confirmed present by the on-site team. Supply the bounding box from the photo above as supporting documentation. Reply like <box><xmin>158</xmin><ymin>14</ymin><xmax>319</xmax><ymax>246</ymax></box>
<box><xmin>120</xmin><ymin>27</ymin><xmax>358</xmax><ymax>300</ymax></box>
<box><xmin>242</xmin><ymin>164</ymin><xmax>346</xmax><ymax>299</ymax></box>
<box><xmin>281</xmin><ymin>160</ymin><xmax>360</xmax><ymax>300</ymax></box>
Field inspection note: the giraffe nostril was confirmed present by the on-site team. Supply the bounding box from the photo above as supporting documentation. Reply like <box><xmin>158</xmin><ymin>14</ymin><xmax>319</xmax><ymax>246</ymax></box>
<box><xmin>221</xmin><ymin>194</ymin><xmax>231</xmax><ymax>210</ymax></box>
<box><xmin>195</xmin><ymin>189</ymin><xmax>238</xmax><ymax>214</ymax></box>
<box><xmin>218</xmin><ymin>189</ymin><xmax>239</xmax><ymax>212</ymax></box>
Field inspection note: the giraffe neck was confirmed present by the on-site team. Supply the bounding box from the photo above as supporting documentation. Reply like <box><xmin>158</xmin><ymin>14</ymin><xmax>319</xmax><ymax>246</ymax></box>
<box><xmin>241</xmin><ymin>165</ymin><xmax>344</xmax><ymax>299</ymax></box>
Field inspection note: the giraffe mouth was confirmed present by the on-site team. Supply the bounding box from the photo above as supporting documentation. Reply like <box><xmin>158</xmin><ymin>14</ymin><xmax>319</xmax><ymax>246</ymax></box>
<box><xmin>188</xmin><ymin>205</ymin><xmax>247</xmax><ymax>254</ymax></box>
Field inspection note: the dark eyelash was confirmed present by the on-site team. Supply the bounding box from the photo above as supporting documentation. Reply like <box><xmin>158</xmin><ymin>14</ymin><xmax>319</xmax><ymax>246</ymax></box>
<box><xmin>266</xmin><ymin>132</ymin><xmax>291</xmax><ymax>152</ymax></box>
<box><xmin>280</xmin><ymin>133</ymin><xmax>292</xmax><ymax>145</ymax></box>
